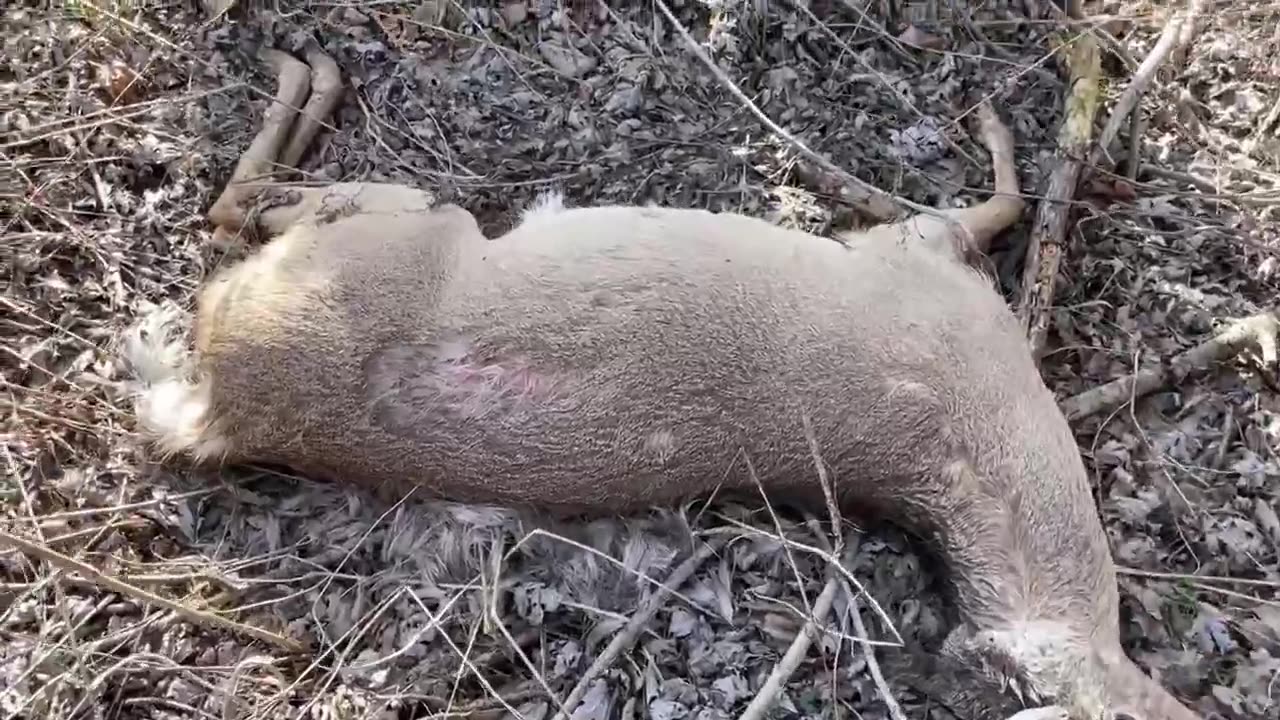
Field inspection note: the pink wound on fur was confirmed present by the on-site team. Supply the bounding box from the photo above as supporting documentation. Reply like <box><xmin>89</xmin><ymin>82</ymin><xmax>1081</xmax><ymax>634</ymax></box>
<box><xmin>364</xmin><ymin>337</ymin><xmax>570</xmax><ymax>433</ymax></box>
<box><xmin>430</xmin><ymin>340</ymin><xmax>561</xmax><ymax>418</ymax></box>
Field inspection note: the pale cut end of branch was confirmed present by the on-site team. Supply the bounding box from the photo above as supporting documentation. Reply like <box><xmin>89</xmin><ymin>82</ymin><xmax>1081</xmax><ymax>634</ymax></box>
<box><xmin>1059</xmin><ymin>310</ymin><xmax>1280</xmax><ymax>422</ymax></box>
<box><xmin>206</xmin><ymin>48</ymin><xmax>312</xmax><ymax>235</ymax></box>
<box><xmin>1018</xmin><ymin>33</ymin><xmax>1102</xmax><ymax>360</ymax></box>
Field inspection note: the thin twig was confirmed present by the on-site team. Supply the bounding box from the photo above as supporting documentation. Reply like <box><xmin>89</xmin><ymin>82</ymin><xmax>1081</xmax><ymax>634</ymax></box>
<box><xmin>551</xmin><ymin>536</ymin><xmax>728</xmax><ymax>720</ymax></box>
<box><xmin>801</xmin><ymin>412</ymin><xmax>843</xmax><ymax>551</ymax></box>
<box><xmin>0</xmin><ymin>529</ymin><xmax>305</xmax><ymax>653</ymax></box>
<box><xmin>651</xmin><ymin>0</ymin><xmax>945</xmax><ymax>224</ymax></box>
<box><xmin>1118</xmin><ymin>566</ymin><xmax>1280</xmax><ymax>588</ymax></box>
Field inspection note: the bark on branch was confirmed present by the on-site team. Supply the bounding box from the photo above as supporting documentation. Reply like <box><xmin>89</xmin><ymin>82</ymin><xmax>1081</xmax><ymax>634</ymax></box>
<box><xmin>1017</xmin><ymin>33</ymin><xmax>1102</xmax><ymax>359</ymax></box>
<box><xmin>1060</xmin><ymin>310</ymin><xmax>1280</xmax><ymax>422</ymax></box>
<box><xmin>1090</xmin><ymin>0</ymin><xmax>1205</xmax><ymax>171</ymax></box>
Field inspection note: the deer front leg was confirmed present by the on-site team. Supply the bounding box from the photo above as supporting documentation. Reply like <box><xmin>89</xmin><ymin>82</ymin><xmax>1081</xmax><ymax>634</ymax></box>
<box><xmin>208</xmin><ymin>45</ymin><xmax>439</xmax><ymax>242</ymax></box>
<box><xmin>207</xmin><ymin>48</ymin><xmax>312</xmax><ymax>245</ymax></box>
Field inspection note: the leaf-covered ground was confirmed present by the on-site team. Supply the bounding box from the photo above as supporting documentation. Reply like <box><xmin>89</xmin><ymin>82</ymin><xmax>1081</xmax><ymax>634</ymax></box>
<box><xmin>3</xmin><ymin>1</ymin><xmax>1279</xmax><ymax>718</ymax></box>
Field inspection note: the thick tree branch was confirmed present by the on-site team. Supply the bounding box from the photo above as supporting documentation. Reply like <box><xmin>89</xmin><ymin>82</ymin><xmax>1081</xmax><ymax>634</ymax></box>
<box><xmin>1017</xmin><ymin>32</ymin><xmax>1102</xmax><ymax>358</ymax></box>
<box><xmin>1060</xmin><ymin>310</ymin><xmax>1280</xmax><ymax>422</ymax></box>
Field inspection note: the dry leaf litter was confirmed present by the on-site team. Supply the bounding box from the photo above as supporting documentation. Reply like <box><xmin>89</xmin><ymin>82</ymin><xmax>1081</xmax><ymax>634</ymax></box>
<box><xmin>2</xmin><ymin>1</ymin><xmax>1278</xmax><ymax>719</ymax></box>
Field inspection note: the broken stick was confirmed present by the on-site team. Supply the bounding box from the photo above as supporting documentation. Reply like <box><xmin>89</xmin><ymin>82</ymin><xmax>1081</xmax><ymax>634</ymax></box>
<box><xmin>1059</xmin><ymin>309</ymin><xmax>1280</xmax><ymax>422</ymax></box>
<box><xmin>1090</xmin><ymin>0</ymin><xmax>1205</xmax><ymax>170</ymax></box>
<box><xmin>550</xmin><ymin>537</ymin><xmax>727</xmax><ymax>720</ymax></box>
<box><xmin>1017</xmin><ymin>30</ymin><xmax>1102</xmax><ymax>359</ymax></box>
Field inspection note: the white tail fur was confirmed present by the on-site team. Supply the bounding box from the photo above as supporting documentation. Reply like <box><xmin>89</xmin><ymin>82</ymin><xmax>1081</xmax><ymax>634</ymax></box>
<box><xmin>121</xmin><ymin>300</ymin><xmax>229</xmax><ymax>462</ymax></box>
<box><xmin>517</xmin><ymin>189</ymin><xmax>567</xmax><ymax>227</ymax></box>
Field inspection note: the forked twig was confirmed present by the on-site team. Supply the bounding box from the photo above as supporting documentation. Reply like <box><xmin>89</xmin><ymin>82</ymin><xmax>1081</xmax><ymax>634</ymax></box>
<box><xmin>1089</xmin><ymin>0</ymin><xmax>1206</xmax><ymax>170</ymax></box>
<box><xmin>735</xmin><ymin>543</ymin><xmax>853</xmax><ymax>720</ymax></box>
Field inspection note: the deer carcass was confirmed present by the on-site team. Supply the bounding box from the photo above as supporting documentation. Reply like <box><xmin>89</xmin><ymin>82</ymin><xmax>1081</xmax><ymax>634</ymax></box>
<box><xmin>124</xmin><ymin>47</ymin><xmax>1200</xmax><ymax>720</ymax></box>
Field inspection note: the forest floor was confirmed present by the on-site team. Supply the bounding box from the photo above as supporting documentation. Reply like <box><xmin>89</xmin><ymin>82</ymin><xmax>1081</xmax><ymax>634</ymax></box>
<box><xmin>3</xmin><ymin>1</ymin><xmax>1280</xmax><ymax>719</ymax></box>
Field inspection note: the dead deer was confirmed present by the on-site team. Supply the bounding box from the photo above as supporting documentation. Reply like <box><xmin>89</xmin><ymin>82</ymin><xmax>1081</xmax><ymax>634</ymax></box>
<box><xmin>124</xmin><ymin>46</ymin><xmax>1201</xmax><ymax>720</ymax></box>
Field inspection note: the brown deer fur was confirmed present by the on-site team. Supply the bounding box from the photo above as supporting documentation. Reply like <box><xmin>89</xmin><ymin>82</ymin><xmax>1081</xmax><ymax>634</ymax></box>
<box><xmin>124</xmin><ymin>48</ymin><xmax>1200</xmax><ymax>720</ymax></box>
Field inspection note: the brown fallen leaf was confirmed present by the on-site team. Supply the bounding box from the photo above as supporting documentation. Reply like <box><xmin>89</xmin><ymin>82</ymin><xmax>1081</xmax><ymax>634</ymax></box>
<box><xmin>1081</xmin><ymin>176</ymin><xmax>1138</xmax><ymax>208</ymax></box>
<box><xmin>100</xmin><ymin>59</ymin><xmax>143</xmax><ymax>105</ymax></box>
<box><xmin>897</xmin><ymin>24</ymin><xmax>947</xmax><ymax>51</ymax></box>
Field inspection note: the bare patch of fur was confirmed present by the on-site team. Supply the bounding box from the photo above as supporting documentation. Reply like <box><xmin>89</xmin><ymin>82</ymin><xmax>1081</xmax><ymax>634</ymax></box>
<box><xmin>120</xmin><ymin>300</ymin><xmax>230</xmax><ymax>461</ymax></box>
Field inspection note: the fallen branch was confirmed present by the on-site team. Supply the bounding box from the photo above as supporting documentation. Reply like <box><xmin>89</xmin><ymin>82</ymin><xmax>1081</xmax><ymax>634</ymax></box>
<box><xmin>550</xmin><ymin>536</ymin><xmax>727</xmax><ymax>720</ymax></box>
<box><xmin>1059</xmin><ymin>309</ymin><xmax>1280</xmax><ymax>422</ymax></box>
<box><xmin>736</xmin><ymin>542</ymin><xmax>854</xmax><ymax>720</ymax></box>
<box><xmin>1090</xmin><ymin>0</ymin><xmax>1206</xmax><ymax>170</ymax></box>
<box><xmin>0</xmin><ymin>528</ymin><xmax>305</xmax><ymax>654</ymax></box>
<box><xmin>1017</xmin><ymin>31</ymin><xmax>1102</xmax><ymax>358</ymax></box>
<box><xmin>652</xmin><ymin>0</ymin><xmax>940</xmax><ymax>224</ymax></box>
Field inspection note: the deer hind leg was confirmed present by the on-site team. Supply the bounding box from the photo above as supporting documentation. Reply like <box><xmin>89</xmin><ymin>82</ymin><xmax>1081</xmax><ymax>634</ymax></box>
<box><xmin>937</xmin><ymin>101</ymin><xmax>1025</xmax><ymax>258</ymax></box>
<box><xmin>846</xmin><ymin>102</ymin><xmax>1024</xmax><ymax>266</ymax></box>
<box><xmin>245</xmin><ymin>42</ymin><xmax>354</xmax><ymax>237</ymax></box>
<box><xmin>207</xmin><ymin>42</ymin><xmax>361</xmax><ymax>245</ymax></box>
<box><xmin>206</xmin><ymin>48</ymin><xmax>311</xmax><ymax>246</ymax></box>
